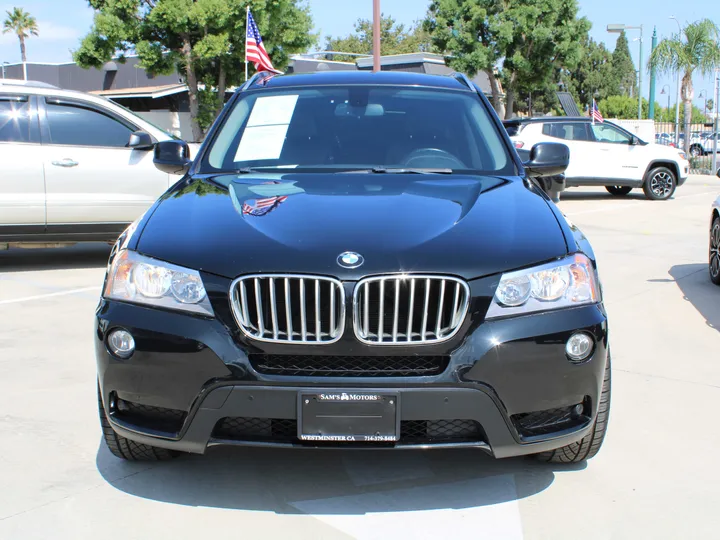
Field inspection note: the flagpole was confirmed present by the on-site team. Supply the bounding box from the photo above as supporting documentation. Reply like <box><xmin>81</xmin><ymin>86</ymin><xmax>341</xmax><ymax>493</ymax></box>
<box><xmin>244</xmin><ymin>5</ymin><xmax>249</xmax><ymax>81</ymax></box>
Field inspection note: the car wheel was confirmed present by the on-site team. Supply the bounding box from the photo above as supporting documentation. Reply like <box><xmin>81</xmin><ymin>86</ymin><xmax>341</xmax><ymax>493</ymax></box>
<box><xmin>642</xmin><ymin>167</ymin><xmax>676</xmax><ymax>201</ymax></box>
<box><xmin>710</xmin><ymin>217</ymin><xmax>720</xmax><ymax>285</ymax></box>
<box><xmin>98</xmin><ymin>386</ymin><xmax>179</xmax><ymax>461</ymax></box>
<box><xmin>690</xmin><ymin>144</ymin><xmax>703</xmax><ymax>157</ymax></box>
<box><xmin>535</xmin><ymin>352</ymin><xmax>611</xmax><ymax>464</ymax></box>
<box><xmin>605</xmin><ymin>186</ymin><xmax>632</xmax><ymax>196</ymax></box>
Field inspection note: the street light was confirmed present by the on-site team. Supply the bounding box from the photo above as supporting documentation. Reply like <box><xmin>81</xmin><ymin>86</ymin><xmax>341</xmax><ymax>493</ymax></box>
<box><xmin>698</xmin><ymin>89</ymin><xmax>708</xmax><ymax>120</ymax></box>
<box><xmin>608</xmin><ymin>23</ymin><xmax>643</xmax><ymax>120</ymax></box>
<box><xmin>670</xmin><ymin>16</ymin><xmax>683</xmax><ymax>146</ymax></box>
<box><xmin>660</xmin><ymin>84</ymin><xmax>671</xmax><ymax>116</ymax></box>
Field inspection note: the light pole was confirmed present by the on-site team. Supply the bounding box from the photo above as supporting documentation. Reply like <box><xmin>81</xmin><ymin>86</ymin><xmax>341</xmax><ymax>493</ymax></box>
<box><xmin>670</xmin><ymin>16</ymin><xmax>683</xmax><ymax>146</ymax></box>
<box><xmin>372</xmin><ymin>0</ymin><xmax>380</xmax><ymax>72</ymax></box>
<box><xmin>698</xmin><ymin>89</ymin><xmax>708</xmax><ymax>120</ymax></box>
<box><xmin>608</xmin><ymin>24</ymin><xmax>643</xmax><ymax>120</ymax></box>
<box><xmin>661</xmin><ymin>84</ymin><xmax>671</xmax><ymax>120</ymax></box>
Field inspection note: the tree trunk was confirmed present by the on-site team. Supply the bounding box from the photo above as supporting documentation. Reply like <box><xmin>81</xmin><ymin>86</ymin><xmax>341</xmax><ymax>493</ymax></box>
<box><xmin>19</xmin><ymin>36</ymin><xmax>26</xmax><ymax>63</ymax></box>
<box><xmin>504</xmin><ymin>72</ymin><xmax>517</xmax><ymax>119</ymax></box>
<box><xmin>681</xmin><ymin>72</ymin><xmax>694</xmax><ymax>155</ymax></box>
<box><xmin>216</xmin><ymin>62</ymin><xmax>226</xmax><ymax>118</ymax></box>
<box><xmin>486</xmin><ymin>69</ymin><xmax>506</xmax><ymax>119</ymax></box>
<box><xmin>181</xmin><ymin>35</ymin><xmax>203</xmax><ymax>143</ymax></box>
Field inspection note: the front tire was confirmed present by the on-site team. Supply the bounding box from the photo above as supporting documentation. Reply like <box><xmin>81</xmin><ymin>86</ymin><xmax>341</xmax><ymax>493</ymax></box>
<box><xmin>690</xmin><ymin>144</ymin><xmax>703</xmax><ymax>158</ymax></box>
<box><xmin>642</xmin><ymin>167</ymin><xmax>676</xmax><ymax>200</ymax></box>
<box><xmin>98</xmin><ymin>387</ymin><xmax>179</xmax><ymax>461</ymax></box>
<box><xmin>605</xmin><ymin>186</ymin><xmax>632</xmax><ymax>196</ymax></box>
<box><xmin>535</xmin><ymin>353</ymin><xmax>611</xmax><ymax>463</ymax></box>
<box><xmin>710</xmin><ymin>217</ymin><xmax>720</xmax><ymax>285</ymax></box>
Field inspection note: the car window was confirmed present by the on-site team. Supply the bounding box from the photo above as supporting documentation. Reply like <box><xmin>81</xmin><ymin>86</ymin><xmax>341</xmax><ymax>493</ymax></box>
<box><xmin>0</xmin><ymin>95</ymin><xmax>35</xmax><ymax>143</ymax></box>
<box><xmin>204</xmin><ymin>85</ymin><xmax>514</xmax><ymax>174</ymax></box>
<box><xmin>45</xmin><ymin>101</ymin><xmax>134</xmax><ymax>147</ymax></box>
<box><xmin>590</xmin><ymin>124</ymin><xmax>632</xmax><ymax>144</ymax></box>
<box><xmin>541</xmin><ymin>122</ymin><xmax>591</xmax><ymax>141</ymax></box>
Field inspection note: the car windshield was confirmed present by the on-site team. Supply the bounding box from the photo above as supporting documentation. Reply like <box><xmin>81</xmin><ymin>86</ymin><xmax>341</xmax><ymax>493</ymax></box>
<box><xmin>201</xmin><ymin>85</ymin><xmax>514</xmax><ymax>175</ymax></box>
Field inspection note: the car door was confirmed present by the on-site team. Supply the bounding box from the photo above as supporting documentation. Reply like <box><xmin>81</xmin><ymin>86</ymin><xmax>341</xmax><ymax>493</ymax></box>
<box><xmin>588</xmin><ymin>123</ymin><xmax>643</xmax><ymax>182</ymax></box>
<box><xmin>0</xmin><ymin>94</ymin><xmax>45</xmax><ymax>229</ymax></box>
<box><xmin>40</xmin><ymin>97</ymin><xmax>171</xmax><ymax>227</ymax></box>
<box><xmin>538</xmin><ymin>122</ymin><xmax>600</xmax><ymax>182</ymax></box>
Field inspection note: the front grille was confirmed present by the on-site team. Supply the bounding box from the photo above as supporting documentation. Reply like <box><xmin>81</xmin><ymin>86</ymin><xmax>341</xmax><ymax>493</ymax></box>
<box><xmin>212</xmin><ymin>417</ymin><xmax>485</xmax><ymax>445</ymax></box>
<box><xmin>249</xmin><ymin>353</ymin><xmax>449</xmax><ymax>377</ymax></box>
<box><xmin>114</xmin><ymin>398</ymin><xmax>186</xmax><ymax>433</ymax></box>
<box><xmin>512</xmin><ymin>402</ymin><xmax>586</xmax><ymax>437</ymax></box>
<box><xmin>353</xmin><ymin>275</ymin><xmax>470</xmax><ymax>344</ymax></box>
<box><xmin>230</xmin><ymin>274</ymin><xmax>345</xmax><ymax>343</ymax></box>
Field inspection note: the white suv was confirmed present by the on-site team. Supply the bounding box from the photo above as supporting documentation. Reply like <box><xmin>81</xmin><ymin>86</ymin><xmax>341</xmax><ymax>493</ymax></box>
<box><xmin>504</xmin><ymin>117</ymin><xmax>690</xmax><ymax>201</ymax></box>
<box><xmin>0</xmin><ymin>79</ymin><xmax>193</xmax><ymax>247</ymax></box>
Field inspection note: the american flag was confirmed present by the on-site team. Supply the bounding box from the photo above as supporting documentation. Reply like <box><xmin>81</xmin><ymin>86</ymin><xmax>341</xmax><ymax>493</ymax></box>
<box><xmin>246</xmin><ymin>10</ymin><xmax>277</xmax><ymax>73</ymax></box>
<box><xmin>591</xmin><ymin>99</ymin><xmax>604</xmax><ymax>124</ymax></box>
<box><xmin>241</xmin><ymin>182</ymin><xmax>288</xmax><ymax>216</ymax></box>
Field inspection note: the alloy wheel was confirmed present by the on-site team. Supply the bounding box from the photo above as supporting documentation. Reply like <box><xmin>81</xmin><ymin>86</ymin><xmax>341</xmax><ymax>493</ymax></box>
<box><xmin>710</xmin><ymin>222</ymin><xmax>720</xmax><ymax>280</ymax></box>
<box><xmin>650</xmin><ymin>172</ymin><xmax>674</xmax><ymax>199</ymax></box>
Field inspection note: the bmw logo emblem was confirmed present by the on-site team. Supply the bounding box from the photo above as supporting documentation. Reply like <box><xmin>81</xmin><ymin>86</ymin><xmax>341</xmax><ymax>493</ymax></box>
<box><xmin>337</xmin><ymin>251</ymin><xmax>364</xmax><ymax>269</ymax></box>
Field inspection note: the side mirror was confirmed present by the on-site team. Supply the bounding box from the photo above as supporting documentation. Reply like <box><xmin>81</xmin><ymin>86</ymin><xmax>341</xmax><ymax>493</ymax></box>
<box><xmin>154</xmin><ymin>140</ymin><xmax>192</xmax><ymax>175</ymax></box>
<box><xmin>523</xmin><ymin>142</ymin><xmax>569</xmax><ymax>177</ymax></box>
<box><xmin>128</xmin><ymin>130</ymin><xmax>154</xmax><ymax>150</ymax></box>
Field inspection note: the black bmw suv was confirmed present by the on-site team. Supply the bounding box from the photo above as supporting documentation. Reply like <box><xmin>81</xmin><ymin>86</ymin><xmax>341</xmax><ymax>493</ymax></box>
<box><xmin>95</xmin><ymin>70</ymin><xmax>610</xmax><ymax>464</ymax></box>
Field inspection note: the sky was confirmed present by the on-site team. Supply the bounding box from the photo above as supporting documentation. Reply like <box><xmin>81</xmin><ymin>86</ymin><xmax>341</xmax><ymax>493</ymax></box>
<box><xmin>1</xmin><ymin>0</ymin><xmax>719</xmax><ymax>111</ymax></box>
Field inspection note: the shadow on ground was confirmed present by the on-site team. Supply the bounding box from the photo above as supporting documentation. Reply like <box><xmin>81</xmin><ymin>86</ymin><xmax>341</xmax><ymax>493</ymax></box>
<box><xmin>668</xmin><ymin>263</ymin><xmax>720</xmax><ymax>331</ymax></box>
<box><xmin>0</xmin><ymin>243</ymin><xmax>111</xmax><ymax>273</ymax></box>
<box><xmin>97</xmin><ymin>442</ymin><xmax>580</xmax><ymax>514</ymax></box>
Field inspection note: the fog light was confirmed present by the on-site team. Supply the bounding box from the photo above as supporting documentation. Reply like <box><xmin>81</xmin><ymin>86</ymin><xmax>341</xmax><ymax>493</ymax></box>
<box><xmin>566</xmin><ymin>332</ymin><xmax>593</xmax><ymax>362</ymax></box>
<box><xmin>108</xmin><ymin>329</ymin><xmax>135</xmax><ymax>359</ymax></box>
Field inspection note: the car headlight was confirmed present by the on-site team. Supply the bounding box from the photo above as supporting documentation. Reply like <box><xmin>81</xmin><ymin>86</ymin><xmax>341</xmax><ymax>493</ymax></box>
<box><xmin>486</xmin><ymin>254</ymin><xmax>600</xmax><ymax>319</ymax></box>
<box><xmin>103</xmin><ymin>250</ymin><xmax>214</xmax><ymax>316</ymax></box>
<box><xmin>678</xmin><ymin>151</ymin><xmax>687</xmax><ymax>160</ymax></box>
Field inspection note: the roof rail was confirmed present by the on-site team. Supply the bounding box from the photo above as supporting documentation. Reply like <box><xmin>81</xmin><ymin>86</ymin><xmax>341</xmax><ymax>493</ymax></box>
<box><xmin>450</xmin><ymin>72</ymin><xmax>475</xmax><ymax>91</ymax></box>
<box><xmin>0</xmin><ymin>78</ymin><xmax>59</xmax><ymax>89</ymax></box>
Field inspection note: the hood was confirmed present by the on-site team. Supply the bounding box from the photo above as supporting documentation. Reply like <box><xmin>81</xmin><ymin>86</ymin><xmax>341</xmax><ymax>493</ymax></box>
<box><xmin>136</xmin><ymin>173</ymin><xmax>568</xmax><ymax>280</ymax></box>
<box><xmin>653</xmin><ymin>143</ymin><xmax>686</xmax><ymax>161</ymax></box>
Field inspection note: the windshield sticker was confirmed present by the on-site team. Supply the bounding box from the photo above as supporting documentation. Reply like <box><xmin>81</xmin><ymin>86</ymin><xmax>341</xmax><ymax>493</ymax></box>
<box><xmin>234</xmin><ymin>95</ymin><xmax>299</xmax><ymax>162</ymax></box>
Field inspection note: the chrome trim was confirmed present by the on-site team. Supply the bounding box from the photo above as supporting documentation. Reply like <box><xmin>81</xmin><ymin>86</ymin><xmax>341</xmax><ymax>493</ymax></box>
<box><xmin>353</xmin><ymin>274</ymin><xmax>470</xmax><ymax>345</ymax></box>
<box><xmin>229</xmin><ymin>274</ymin><xmax>345</xmax><ymax>344</ymax></box>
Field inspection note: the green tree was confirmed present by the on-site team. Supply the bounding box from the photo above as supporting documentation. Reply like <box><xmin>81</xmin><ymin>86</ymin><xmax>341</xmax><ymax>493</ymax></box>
<box><xmin>707</xmin><ymin>98</ymin><xmax>714</xmax><ymax>114</ymax></box>
<box><xmin>598</xmin><ymin>95</ymin><xmax>649</xmax><ymax>119</ymax></box>
<box><xmin>74</xmin><ymin>0</ymin><xmax>314</xmax><ymax>142</ymax></box>
<box><xmin>648</xmin><ymin>19</ymin><xmax>720</xmax><ymax>152</ymax></box>
<box><xmin>2</xmin><ymin>7</ymin><xmax>39</xmax><ymax>63</ymax></box>
<box><xmin>424</xmin><ymin>0</ymin><xmax>589</xmax><ymax>119</ymax></box>
<box><xmin>325</xmin><ymin>15</ymin><xmax>433</xmax><ymax>62</ymax></box>
<box><xmin>566</xmin><ymin>36</ymin><xmax>619</xmax><ymax>109</ymax></box>
<box><xmin>612</xmin><ymin>31</ymin><xmax>637</xmax><ymax>98</ymax></box>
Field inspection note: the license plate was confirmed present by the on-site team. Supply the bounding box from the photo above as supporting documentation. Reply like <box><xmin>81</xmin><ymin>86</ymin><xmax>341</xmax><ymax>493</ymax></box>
<box><xmin>298</xmin><ymin>392</ymin><xmax>398</xmax><ymax>442</ymax></box>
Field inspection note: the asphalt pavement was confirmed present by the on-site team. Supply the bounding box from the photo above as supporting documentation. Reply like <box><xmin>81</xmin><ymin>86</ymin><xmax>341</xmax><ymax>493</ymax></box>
<box><xmin>1</xmin><ymin>175</ymin><xmax>719</xmax><ymax>539</ymax></box>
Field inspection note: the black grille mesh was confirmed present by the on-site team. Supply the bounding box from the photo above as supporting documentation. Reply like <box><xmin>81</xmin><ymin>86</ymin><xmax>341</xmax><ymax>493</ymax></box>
<box><xmin>512</xmin><ymin>404</ymin><xmax>583</xmax><ymax>437</ymax></box>
<box><xmin>115</xmin><ymin>399</ymin><xmax>186</xmax><ymax>432</ymax></box>
<box><xmin>212</xmin><ymin>417</ymin><xmax>485</xmax><ymax>445</ymax></box>
<box><xmin>249</xmin><ymin>354</ymin><xmax>449</xmax><ymax>377</ymax></box>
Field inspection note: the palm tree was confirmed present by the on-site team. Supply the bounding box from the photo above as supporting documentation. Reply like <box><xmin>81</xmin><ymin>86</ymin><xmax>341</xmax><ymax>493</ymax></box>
<box><xmin>648</xmin><ymin>19</ymin><xmax>720</xmax><ymax>154</ymax></box>
<box><xmin>2</xmin><ymin>7</ymin><xmax>39</xmax><ymax>63</ymax></box>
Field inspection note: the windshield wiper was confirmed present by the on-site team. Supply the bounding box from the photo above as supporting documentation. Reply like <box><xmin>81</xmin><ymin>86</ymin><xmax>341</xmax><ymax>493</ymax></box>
<box><xmin>341</xmin><ymin>167</ymin><xmax>454</xmax><ymax>175</ymax></box>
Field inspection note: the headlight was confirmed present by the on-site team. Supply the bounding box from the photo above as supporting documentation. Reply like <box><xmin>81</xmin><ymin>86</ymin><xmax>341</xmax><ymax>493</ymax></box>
<box><xmin>486</xmin><ymin>254</ymin><xmax>599</xmax><ymax>319</ymax></box>
<box><xmin>104</xmin><ymin>250</ymin><xmax>214</xmax><ymax>316</ymax></box>
<box><xmin>678</xmin><ymin>151</ymin><xmax>687</xmax><ymax>160</ymax></box>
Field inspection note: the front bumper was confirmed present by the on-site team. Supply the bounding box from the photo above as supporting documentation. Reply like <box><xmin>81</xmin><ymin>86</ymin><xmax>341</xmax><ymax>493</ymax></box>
<box><xmin>95</xmin><ymin>280</ymin><xmax>609</xmax><ymax>458</ymax></box>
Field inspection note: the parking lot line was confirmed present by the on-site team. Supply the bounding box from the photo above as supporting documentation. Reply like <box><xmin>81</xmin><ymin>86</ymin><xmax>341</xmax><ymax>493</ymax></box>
<box><xmin>0</xmin><ymin>286</ymin><xmax>99</xmax><ymax>306</ymax></box>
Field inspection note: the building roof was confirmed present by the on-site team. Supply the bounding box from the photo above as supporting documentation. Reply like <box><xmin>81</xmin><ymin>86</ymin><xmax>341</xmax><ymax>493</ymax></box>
<box><xmin>90</xmin><ymin>83</ymin><xmax>188</xmax><ymax>99</ymax></box>
<box><xmin>245</xmin><ymin>70</ymin><xmax>474</xmax><ymax>92</ymax></box>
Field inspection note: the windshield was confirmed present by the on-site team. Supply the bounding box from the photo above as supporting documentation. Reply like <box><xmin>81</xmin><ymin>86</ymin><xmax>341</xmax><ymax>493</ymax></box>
<box><xmin>201</xmin><ymin>85</ymin><xmax>514</xmax><ymax>175</ymax></box>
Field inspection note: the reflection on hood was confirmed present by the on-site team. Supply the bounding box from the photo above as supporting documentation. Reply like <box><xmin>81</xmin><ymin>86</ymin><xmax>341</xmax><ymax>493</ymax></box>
<box><xmin>229</xmin><ymin>180</ymin><xmax>306</xmax><ymax>217</ymax></box>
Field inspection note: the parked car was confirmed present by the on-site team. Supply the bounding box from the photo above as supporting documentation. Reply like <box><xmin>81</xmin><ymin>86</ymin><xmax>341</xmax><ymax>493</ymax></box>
<box><xmin>689</xmin><ymin>131</ymin><xmax>720</xmax><ymax>157</ymax></box>
<box><xmin>0</xmin><ymin>79</ymin><xmax>196</xmax><ymax>247</ymax></box>
<box><xmin>709</xmin><ymin>168</ymin><xmax>720</xmax><ymax>285</ymax></box>
<box><xmin>504</xmin><ymin>117</ymin><xmax>689</xmax><ymax>200</ymax></box>
<box><xmin>96</xmin><ymin>70</ymin><xmax>610</xmax><ymax>465</ymax></box>
<box><xmin>655</xmin><ymin>132</ymin><xmax>676</xmax><ymax>147</ymax></box>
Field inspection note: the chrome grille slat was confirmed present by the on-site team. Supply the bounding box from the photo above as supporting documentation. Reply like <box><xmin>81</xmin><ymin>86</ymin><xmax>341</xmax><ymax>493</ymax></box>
<box><xmin>230</xmin><ymin>274</ymin><xmax>345</xmax><ymax>344</ymax></box>
<box><xmin>354</xmin><ymin>274</ymin><xmax>470</xmax><ymax>345</ymax></box>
